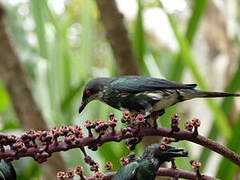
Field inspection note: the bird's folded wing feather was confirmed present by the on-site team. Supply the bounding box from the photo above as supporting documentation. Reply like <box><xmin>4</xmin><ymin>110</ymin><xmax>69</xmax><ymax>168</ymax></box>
<box><xmin>0</xmin><ymin>160</ymin><xmax>16</xmax><ymax>180</ymax></box>
<box><xmin>112</xmin><ymin>162</ymin><xmax>139</xmax><ymax>180</ymax></box>
<box><xmin>110</xmin><ymin>76</ymin><xmax>197</xmax><ymax>93</ymax></box>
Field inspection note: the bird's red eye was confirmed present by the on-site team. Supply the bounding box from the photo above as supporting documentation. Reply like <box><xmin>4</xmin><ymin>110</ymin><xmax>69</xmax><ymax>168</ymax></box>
<box><xmin>85</xmin><ymin>90</ymin><xmax>92</xmax><ymax>96</ymax></box>
<box><xmin>159</xmin><ymin>145</ymin><xmax>166</xmax><ymax>150</ymax></box>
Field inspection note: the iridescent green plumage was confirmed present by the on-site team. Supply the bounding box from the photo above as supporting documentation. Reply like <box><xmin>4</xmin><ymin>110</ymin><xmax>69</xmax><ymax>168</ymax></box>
<box><xmin>112</xmin><ymin>143</ymin><xmax>188</xmax><ymax>180</ymax></box>
<box><xmin>0</xmin><ymin>160</ymin><xmax>16</xmax><ymax>180</ymax></box>
<box><xmin>79</xmin><ymin>76</ymin><xmax>240</xmax><ymax>117</ymax></box>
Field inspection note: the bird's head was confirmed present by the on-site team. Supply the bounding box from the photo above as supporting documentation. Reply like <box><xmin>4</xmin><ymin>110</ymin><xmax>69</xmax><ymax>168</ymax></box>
<box><xmin>142</xmin><ymin>143</ymin><xmax>188</xmax><ymax>162</ymax></box>
<box><xmin>79</xmin><ymin>78</ymin><xmax>112</xmax><ymax>114</ymax></box>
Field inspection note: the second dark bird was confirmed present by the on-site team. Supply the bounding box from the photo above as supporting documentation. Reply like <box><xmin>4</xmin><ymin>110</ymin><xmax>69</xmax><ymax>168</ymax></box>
<box><xmin>111</xmin><ymin>143</ymin><xmax>188</xmax><ymax>180</ymax></box>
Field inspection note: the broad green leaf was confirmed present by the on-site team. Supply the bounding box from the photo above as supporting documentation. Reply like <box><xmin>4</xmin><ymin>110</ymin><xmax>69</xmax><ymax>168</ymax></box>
<box><xmin>170</xmin><ymin>0</ymin><xmax>208</xmax><ymax>81</ymax></box>
<box><xmin>30</xmin><ymin>0</ymin><xmax>48</xmax><ymax>59</ymax></box>
<box><xmin>199</xmin><ymin>58</ymin><xmax>240</xmax><ymax>170</ymax></box>
<box><xmin>158</xmin><ymin>1</ymin><xmax>231</xmax><ymax>138</ymax></box>
<box><xmin>216</xmin><ymin>116</ymin><xmax>240</xmax><ymax>179</ymax></box>
<box><xmin>0</xmin><ymin>82</ymin><xmax>10</xmax><ymax>113</ymax></box>
<box><xmin>133</xmin><ymin>0</ymin><xmax>148</xmax><ymax>75</ymax></box>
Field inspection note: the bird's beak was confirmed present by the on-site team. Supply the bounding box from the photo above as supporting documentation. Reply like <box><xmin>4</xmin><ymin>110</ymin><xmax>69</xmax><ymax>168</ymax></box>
<box><xmin>79</xmin><ymin>101</ymin><xmax>87</xmax><ymax>114</ymax></box>
<box><xmin>166</xmin><ymin>147</ymin><xmax>188</xmax><ymax>158</ymax></box>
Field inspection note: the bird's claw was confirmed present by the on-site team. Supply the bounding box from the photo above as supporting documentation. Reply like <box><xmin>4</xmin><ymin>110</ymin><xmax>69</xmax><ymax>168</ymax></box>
<box><xmin>153</xmin><ymin>120</ymin><xmax>158</xmax><ymax>128</ymax></box>
<box><xmin>145</xmin><ymin>120</ymin><xmax>152</xmax><ymax>127</ymax></box>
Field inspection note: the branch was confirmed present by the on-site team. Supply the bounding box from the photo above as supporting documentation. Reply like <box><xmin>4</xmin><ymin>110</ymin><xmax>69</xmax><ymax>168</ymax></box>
<box><xmin>158</xmin><ymin>167</ymin><xmax>216</xmax><ymax>180</ymax></box>
<box><xmin>0</xmin><ymin>4</ymin><xmax>66</xmax><ymax>178</ymax></box>
<box><xmin>85</xmin><ymin>168</ymin><xmax>217</xmax><ymax>180</ymax></box>
<box><xmin>96</xmin><ymin>0</ymin><xmax>139</xmax><ymax>75</ymax></box>
<box><xmin>138</xmin><ymin>128</ymin><xmax>240</xmax><ymax>166</ymax></box>
<box><xmin>0</xmin><ymin>115</ymin><xmax>239</xmax><ymax>167</ymax></box>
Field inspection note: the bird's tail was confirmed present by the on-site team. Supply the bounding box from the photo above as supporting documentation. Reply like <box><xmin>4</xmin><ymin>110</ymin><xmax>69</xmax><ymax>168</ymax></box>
<box><xmin>180</xmin><ymin>89</ymin><xmax>240</xmax><ymax>100</ymax></box>
<box><xmin>197</xmin><ymin>90</ymin><xmax>240</xmax><ymax>98</ymax></box>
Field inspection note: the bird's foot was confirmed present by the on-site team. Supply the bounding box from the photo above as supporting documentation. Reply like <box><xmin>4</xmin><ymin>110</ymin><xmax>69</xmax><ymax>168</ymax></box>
<box><xmin>147</xmin><ymin>110</ymin><xmax>165</xmax><ymax>128</ymax></box>
<box><xmin>171</xmin><ymin>159</ymin><xmax>177</xmax><ymax>169</ymax></box>
<box><xmin>153</xmin><ymin>109</ymin><xmax>165</xmax><ymax>128</ymax></box>
<box><xmin>145</xmin><ymin>119</ymin><xmax>152</xmax><ymax>127</ymax></box>
<box><xmin>153</xmin><ymin>119</ymin><xmax>158</xmax><ymax>128</ymax></box>
<box><xmin>144</xmin><ymin>109</ymin><xmax>165</xmax><ymax>128</ymax></box>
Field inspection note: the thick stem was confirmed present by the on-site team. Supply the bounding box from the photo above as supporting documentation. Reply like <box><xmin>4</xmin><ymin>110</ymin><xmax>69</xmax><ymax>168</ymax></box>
<box><xmin>0</xmin><ymin>126</ymin><xmax>239</xmax><ymax>167</ymax></box>
<box><xmin>85</xmin><ymin>168</ymin><xmax>216</xmax><ymax>180</ymax></box>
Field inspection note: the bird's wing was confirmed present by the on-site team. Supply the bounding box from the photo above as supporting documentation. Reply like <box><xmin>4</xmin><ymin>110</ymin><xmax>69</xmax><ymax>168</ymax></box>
<box><xmin>111</xmin><ymin>162</ymin><xmax>139</xmax><ymax>180</ymax></box>
<box><xmin>0</xmin><ymin>160</ymin><xmax>16</xmax><ymax>180</ymax></box>
<box><xmin>110</xmin><ymin>76</ymin><xmax>197</xmax><ymax>93</ymax></box>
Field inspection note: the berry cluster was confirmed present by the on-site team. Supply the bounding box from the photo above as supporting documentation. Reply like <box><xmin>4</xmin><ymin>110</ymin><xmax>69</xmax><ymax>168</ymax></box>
<box><xmin>56</xmin><ymin>161</ymin><xmax>113</xmax><ymax>180</ymax></box>
<box><xmin>0</xmin><ymin>112</ymin><xmax>238</xmax><ymax>180</ymax></box>
<box><xmin>84</xmin><ymin>113</ymin><xmax>117</xmax><ymax>139</ymax></box>
<box><xmin>184</xmin><ymin>118</ymin><xmax>201</xmax><ymax>135</ymax></box>
<box><xmin>0</xmin><ymin>125</ymin><xmax>83</xmax><ymax>163</ymax></box>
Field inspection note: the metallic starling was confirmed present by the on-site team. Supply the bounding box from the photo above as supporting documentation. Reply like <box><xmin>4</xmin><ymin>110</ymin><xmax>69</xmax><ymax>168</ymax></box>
<box><xmin>79</xmin><ymin>76</ymin><xmax>240</xmax><ymax>120</ymax></box>
<box><xmin>0</xmin><ymin>160</ymin><xmax>16</xmax><ymax>180</ymax></box>
<box><xmin>112</xmin><ymin>143</ymin><xmax>188</xmax><ymax>180</ymax></box>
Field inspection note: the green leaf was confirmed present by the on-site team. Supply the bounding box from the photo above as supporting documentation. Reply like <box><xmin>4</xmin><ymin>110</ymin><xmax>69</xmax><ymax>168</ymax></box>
<box><xmin>169</xmin><ymin>0</ymin><xmax>208</xmax><ymax>81</ymax></box>
<box><xmin>14</xmin><ymin>160</ymin><xmax>40</xmax><ymax>180</ymax></box>
<box><xmin>3</xmin><ymin>119</ymin><xmax>21</xmax><ymax>130</ymax></box>
<box><xmin>214</xmin><ymin>58</ymin><xmax>240</xmax><ymax>179</ymax></box>
<box><xmin>158</xmin><ymin>1</ymin><xmax>231</xmax><ymax>139</ymax></box>
<box><xmin>30</xmin><ymin>0</ymin><xmax>48</xmax><ymax>59</ymax></box>
<box><xmin>185</xmin><ymin>0</ymin><xmax>208</xmax><ymax>43</ymax></box>
<box><xmin>216</xmin><ymin>116</ymin><xmax>240</xmax><ymax>179</ymax></box>
<box><xmin>61</xmin><ymin>82</ymin><xmax>85</xmax><ymax>112</ymax></box>
<box><xmin>133</xmin><ymin>0</ymin><xmax>148</xmax><ymax>75</ymax></box>
<box><xmin>199</xmin><ymin>58</ymin><xmax>240</xmax><ymax>170</ymax></box>
<box><xmin>0</xmin><ymin>82</ymin><xmax>10</xmax><ymax>113</ymax></box>
<box><xmin>156</xmin><ymin>0</ymin><xmax>208</xmax><ymax>170</ymax></box>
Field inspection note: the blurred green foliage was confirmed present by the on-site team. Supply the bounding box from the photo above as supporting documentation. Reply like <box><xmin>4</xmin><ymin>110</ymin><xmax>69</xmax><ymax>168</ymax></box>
<box><xmin>0</xmin><ymin>0</ymin><xmax>240</xmax><ymax>179</ymax></box>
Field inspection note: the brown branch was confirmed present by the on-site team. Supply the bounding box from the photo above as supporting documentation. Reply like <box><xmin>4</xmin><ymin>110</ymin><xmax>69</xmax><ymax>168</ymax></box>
<box><xmin>157</xmin><ymin>167</ymin><xmax>217</xmax><ymax>180</ymax></box>
<box><xmin>85</xmin><ymin>168</ymin><xmax>217</xmax><ymax>180</ymax></box>
<box><xmin>0</xmin><ymin>123</ymin><xmax>239</xmax><ymax>167</ymax></box>
<box><xmin>96</xmin><ymin>0</ymin><xmax>139</xmax><ymax>75</ymax></box>
<box><xmin>0</xmin><ymin>4</ymin><xmax>65</xmax><ymax>178</ymax></box>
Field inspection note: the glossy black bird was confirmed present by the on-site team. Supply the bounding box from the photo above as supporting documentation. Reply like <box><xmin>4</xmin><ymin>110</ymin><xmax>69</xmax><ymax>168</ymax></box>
<box><xmin>0</xmin><ymin>160</ymin><xmax>16</xmax><ymax>180</ymax></box>
<box><xmin>79</xmin><ymin>76</ymin><xmax>240</xmax><ymax>118</ymax></box>
<box><xmin>112</xmin><ymin>143</ymin><xmax>188</xmax><ymax>180</ymax></box>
